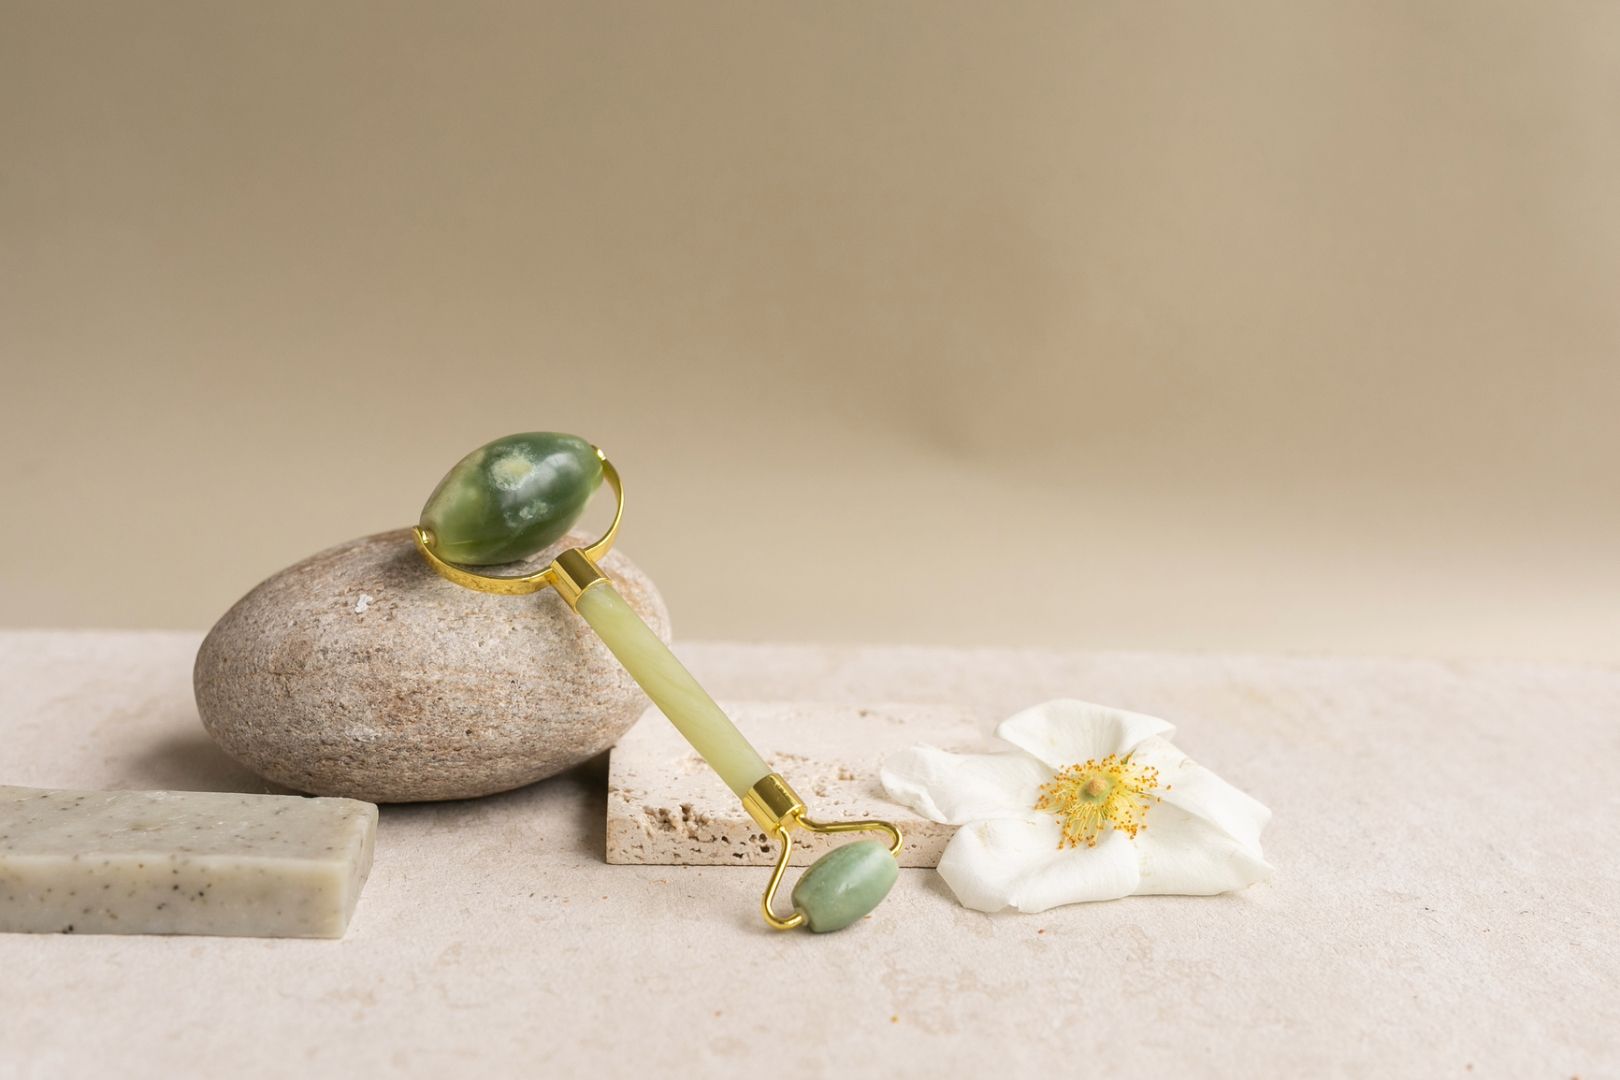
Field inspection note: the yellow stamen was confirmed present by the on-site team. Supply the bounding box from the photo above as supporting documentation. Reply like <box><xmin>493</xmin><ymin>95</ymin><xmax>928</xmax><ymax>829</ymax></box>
<box><xmin>1034</xmin><ymin>754</ymin><xmax>1164</xmax><ymax>849</ymax></box>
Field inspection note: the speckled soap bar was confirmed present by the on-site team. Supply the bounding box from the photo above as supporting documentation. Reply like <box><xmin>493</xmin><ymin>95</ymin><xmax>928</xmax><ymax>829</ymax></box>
<box><xmin>0</xmin><ymin>786</ymin><xmax>377</xmax><ymax>938</ymax></box>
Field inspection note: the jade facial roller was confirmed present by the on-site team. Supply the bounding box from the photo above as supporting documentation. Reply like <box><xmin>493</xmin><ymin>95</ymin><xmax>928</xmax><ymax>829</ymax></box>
<box><xmin>415</xmin><ymin>432</ymin><xmax>903</xmax><ymax>932</ymax></box>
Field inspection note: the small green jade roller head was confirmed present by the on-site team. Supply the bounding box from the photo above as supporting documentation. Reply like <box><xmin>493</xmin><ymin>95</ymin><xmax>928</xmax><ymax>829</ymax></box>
<box><xmin>415</xmin><ymin>432</ymin><xmax>903</xmax><ymax>933</ymax></box>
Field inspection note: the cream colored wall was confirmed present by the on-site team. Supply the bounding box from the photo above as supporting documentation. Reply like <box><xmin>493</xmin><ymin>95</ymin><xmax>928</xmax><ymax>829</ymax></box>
<box><xmin>3</xmin><ymin>2</ymin><xmax>1617</xmax><ymax>662</ymax></box>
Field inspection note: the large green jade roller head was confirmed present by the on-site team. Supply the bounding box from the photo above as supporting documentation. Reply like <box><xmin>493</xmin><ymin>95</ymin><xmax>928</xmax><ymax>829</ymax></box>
<box><xmin>415</xmin><ymin>432</ymin><xmax>903</xmax><ymax>933</ymax></box>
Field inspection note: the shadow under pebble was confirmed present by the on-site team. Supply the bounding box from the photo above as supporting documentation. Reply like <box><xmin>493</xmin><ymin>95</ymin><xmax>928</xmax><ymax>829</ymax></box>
<box><xmin>376</xmin><ymin>750</ymin><xmax>611</xmax><ymax>860</ymax></box>
<box><xmin>121</xmin><ymin>725</ymin><xmax>295</xmax><ymax>795</ymax></box>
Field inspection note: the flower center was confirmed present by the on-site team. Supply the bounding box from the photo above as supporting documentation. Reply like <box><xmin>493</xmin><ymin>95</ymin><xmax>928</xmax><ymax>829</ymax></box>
<box><xmin>1034</xmin><ymin>754</ymin><xmax>1164</xmax><ymax>849</ymax></box>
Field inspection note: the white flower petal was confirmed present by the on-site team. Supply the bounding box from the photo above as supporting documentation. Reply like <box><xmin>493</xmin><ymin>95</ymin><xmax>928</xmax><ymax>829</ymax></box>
<box><xmin>995</xmin><ymin>699</ymin><xmax>1176</xmax><ymax>770</ymax></box>
<box><xmin>1129</xmin><ymin>735</ymin><xmax>1271</xmax><ymax>853</ymax></box>
<box><xmin>936</xmin><ymin>812</ymin><xmax>1141</xmax><ymax>913</ymax></box>
<box><xmin>880</xmin><ymin>747</ymin><xmax>1051</xmax><ymax>825</ymax></box>
<box><xmin>1133</xmin><ymin>803</ymin><xmax>1272</xmax><ymax>895</ymax></box>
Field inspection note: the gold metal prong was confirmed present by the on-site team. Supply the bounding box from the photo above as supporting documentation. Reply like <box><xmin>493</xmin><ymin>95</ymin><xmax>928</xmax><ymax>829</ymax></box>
<box><xmin>799</xmin><ymin>815</ymin><xmax>904</xmax><ymax>858</ymax></box>
<box><xmin>760</xmin><ymin>826</ymin><xmax>806</xmax><ymax>931</ymax></box>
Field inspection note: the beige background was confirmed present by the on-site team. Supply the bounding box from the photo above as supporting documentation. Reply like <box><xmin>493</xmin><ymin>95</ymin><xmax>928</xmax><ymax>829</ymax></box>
<box><xmin>3</xmin><ymin>2</ymin><xmax>1617</xmax><ymax>662</ymax></box>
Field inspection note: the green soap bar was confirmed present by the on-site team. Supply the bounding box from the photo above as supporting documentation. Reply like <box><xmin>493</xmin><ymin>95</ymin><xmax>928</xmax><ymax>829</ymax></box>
<box><xmin>0</xmin><ymin>786</ymin><xmax>377</xmax><ymax>938</ymax></box>
<box><xmin>790</xmin><ymin>840</ymin><xmax>899</xmax><ymax>933</ymax></box>
<box><xmin>419</xmin><ymin>432</ymin><xmax>603</xmax><ymax>566</ymax></box>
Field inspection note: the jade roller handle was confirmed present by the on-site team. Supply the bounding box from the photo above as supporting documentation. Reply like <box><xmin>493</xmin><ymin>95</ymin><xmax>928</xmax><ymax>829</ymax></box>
<box><xmin>573</xmin><ymin>583</ymin><xmax>770</xmax><ymax>797</ymax></box>
<box><xmin>576</xmin><ymin>573</ymin><xmax>898</xmax><ymax>932</ymax></box>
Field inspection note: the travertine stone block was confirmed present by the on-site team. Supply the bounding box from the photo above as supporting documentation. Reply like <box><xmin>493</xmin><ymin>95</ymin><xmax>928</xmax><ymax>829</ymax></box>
<box><xmin>607</xmin><ymin>702</ymin><xmax>985</xmax><ymax>866</ymax></box>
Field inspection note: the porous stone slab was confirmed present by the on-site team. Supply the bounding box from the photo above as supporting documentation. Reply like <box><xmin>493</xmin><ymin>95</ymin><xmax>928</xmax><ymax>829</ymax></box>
<box><xmin>196</xmin><ymin>527</ymin><xmax>669</xmax><ymax>802</ymax></box>
<box><xmin>606</xmin><ymin>701</ymin><xmax>986</xmax><ymax>866</ymax></box>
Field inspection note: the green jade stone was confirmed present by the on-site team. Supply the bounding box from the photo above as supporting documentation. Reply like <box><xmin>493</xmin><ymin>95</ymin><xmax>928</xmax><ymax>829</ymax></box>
<box><xmin>420</xmin><ymin>432</ymin><xmax>603</xmax><ymax>565</ymax></box>
<box><xmin>790</xmin><ymin>840</ymin><xmax>899</xmax><ymax>933</ymax></box>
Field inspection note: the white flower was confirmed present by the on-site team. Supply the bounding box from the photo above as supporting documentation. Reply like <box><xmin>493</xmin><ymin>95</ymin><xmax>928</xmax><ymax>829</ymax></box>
<box><xmin>881</xmin><ymin>699</ymin><xmax>1272</xmax><ymax>913</ymax></box>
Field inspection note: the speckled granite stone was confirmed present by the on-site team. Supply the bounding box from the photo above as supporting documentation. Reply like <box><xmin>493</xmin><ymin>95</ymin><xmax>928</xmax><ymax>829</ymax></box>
<box><xmin>195</xmin><ymin>528</ymin><xmax>669</xmax><ymax>802</ymax></box>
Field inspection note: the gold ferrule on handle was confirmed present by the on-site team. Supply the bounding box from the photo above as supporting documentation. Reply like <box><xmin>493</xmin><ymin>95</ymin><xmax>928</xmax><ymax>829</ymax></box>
<box><xmin>742</xmin><ymin>773</ymin><xmax>806</xmax><ymax>833</ymax></box>
<box><xmin>551</xmin><ymin>547</ymin><xmax>608</xmax><ymax>608</ymax></box>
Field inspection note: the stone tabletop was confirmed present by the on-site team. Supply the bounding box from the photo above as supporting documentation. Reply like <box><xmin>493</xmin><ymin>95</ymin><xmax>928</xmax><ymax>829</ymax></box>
<box><xmin>1</xmin><ymin>631</ymin><xmax>1616</xmax><ymax>1079</ymax></box>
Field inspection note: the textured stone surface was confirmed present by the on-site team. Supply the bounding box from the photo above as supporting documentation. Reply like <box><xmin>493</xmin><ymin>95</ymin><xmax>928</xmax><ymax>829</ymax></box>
<box><xmin>606</xmin><ymin>701</ymin><xmax>984</xmax><ymax>866</ymax></box>
<box><xmin>6</xmin><ymin>632</ymin><xmax>1619</xmax><ymax>1079</ymax></box>
<box><xmin>195</xmin><ymin>528</ymin><xmax>669</xmax><ymax>802</ymax></box>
